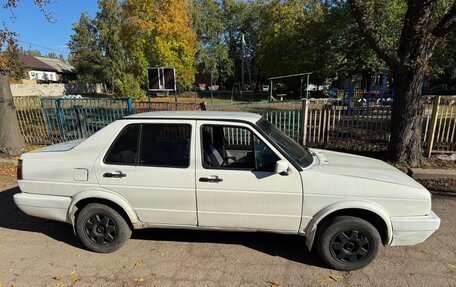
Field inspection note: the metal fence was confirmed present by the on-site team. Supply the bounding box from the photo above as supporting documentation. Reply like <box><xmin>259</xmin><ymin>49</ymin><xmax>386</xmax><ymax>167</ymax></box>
<box><xmin>132</xmin><ymin>101</ymin><xmax>202</xmax><ymax>113</ymax></box>
<box><xmin>12</xmin><ymin>95</ymin><xmax>456</xmax><ymax>155</ymax></box>
<box><xmin>13</xmin><ymin>97</ymin><xmax>204</xmax><ymax>145</ymax></box>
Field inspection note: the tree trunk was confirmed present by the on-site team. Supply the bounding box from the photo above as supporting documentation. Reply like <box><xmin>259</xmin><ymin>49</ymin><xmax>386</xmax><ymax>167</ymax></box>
<box><xmin>388</xmin><ymin>66</ymin><xmax>425</xmax><ymax>167</ymax></box>
<box><xmin>0</xmin><ymin>73</ymin><xmax>25</xmax><ymax>156</ymax></box>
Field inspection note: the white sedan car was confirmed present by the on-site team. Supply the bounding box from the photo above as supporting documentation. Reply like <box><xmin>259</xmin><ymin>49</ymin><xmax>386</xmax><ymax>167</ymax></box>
<box><xmin>14</xmin><ymin>111</ymin><xmax>440</xmax><ymax>270</ymax></box>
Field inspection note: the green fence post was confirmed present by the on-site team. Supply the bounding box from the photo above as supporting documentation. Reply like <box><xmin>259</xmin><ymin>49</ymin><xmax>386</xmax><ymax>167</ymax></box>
<box><xmin>55</xmin><ymin>99</ymin><xmax>66</xmax><ymax>142</ymax></box>
<box><xmin>127</xmin><ymin>98</ymin><xmax>133</xmax><ymax>115</ymax></box>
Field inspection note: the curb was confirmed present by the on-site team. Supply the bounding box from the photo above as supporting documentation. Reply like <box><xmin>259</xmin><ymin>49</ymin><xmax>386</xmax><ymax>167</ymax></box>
<box><xmin>0</xmin><ymin>158</ymin><xmax>17</xmax><ymax>166</ymax></box>
<box><xmin>410</xmin><ymin>168</ymin><xmax>456</xmax><ymax>180</ymax></box>
<box><xmin>430</xmin><ymin>190</ymin><xmax>456</xmax><ymax>197</ymax></box>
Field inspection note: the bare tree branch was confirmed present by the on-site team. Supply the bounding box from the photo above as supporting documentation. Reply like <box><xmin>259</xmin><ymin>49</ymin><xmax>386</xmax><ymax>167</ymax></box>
<box><xmin>348</xmin><ymin>0</ymin><xmax>400</xmax><ymax>68</ymax></box>
<box><xmin>432</xmin><ymin>2</ymin><xmax>456</xmax><ymax>38</ymax></box>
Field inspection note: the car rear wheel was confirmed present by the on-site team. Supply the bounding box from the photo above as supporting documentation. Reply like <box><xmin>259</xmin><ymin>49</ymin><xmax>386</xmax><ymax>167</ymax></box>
<box><xmin>76</xmin><ymin>203</ymin><xmax>132</xmax><ymax>253</ymax></box>
<box><xmin>316</xmin><ymin>216</ymin><xmax>381</xmax><ymax>271</ymax></box>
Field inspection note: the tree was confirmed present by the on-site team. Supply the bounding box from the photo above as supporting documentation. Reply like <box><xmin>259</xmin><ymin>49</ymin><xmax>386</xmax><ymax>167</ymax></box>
<box><xmin>96</xmin><ymin>0</ymin><xmax>125</xmax><ymax>93</ymax></box>
<box><xmin>0</xmin><ymin>0</ymin><xmax>54</xmax><ymax>156</ymax></box>
<box><xmin>68</xmin><ymin>11</ymin><xmax>106</xmax><ymax>83</ymax></box>
<box><xmin>349</xmin><ymin>0</ymin><xmax>456</xmax><ymax>166</ymax></box>
<box><xmin>21</xmin><ymin>49</ymin><xmax>43</xmax><ymax>56</ymax></box>
<box><xmin>191</xmin><ymin>0</ymin><xmax>232</xmax><ymax>84</ymax></box>
<box><xmin>3</xmin><ymin>44</ymin><xmax>28</xmax><ymax>81</ymax></box>
<box><xmin>122</xmin><ymin>0</ymin><xmax>197</xmax><ymax>90</ymax></box>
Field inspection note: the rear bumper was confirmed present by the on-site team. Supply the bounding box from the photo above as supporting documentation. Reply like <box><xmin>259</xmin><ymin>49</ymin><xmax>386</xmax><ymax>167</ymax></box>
<box><xmin>13</xmin><ymin>193</ymin><xmax>71</xmax><ymax>223</ymax></box>
<box><xmin>390</xmin><ymin>211</ymin><xmax>440</xmax><ymax>246</ymax></box>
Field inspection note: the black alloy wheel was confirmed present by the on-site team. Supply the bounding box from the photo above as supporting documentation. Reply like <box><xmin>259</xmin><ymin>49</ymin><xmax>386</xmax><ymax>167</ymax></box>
<box><xmin>316</xmin><ymin>216</ymin><xmax>381</xmax><ymax>271</ymax></box>
<box><xmin>76</xmin><ymin>203</ymin><xmax>132</xmax><ymax>253</ymax></box>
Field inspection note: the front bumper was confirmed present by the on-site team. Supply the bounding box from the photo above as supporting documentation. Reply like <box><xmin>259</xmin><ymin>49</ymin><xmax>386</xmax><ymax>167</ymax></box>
<box><xmin>390</xmin><ymin>211</ymin><xmax>441</xmax><ymax>246</ymax></box>
<box><xmin>13</xmin><ymin>192</ymin><xmax>71</xmax><ymax>223</ymax></box>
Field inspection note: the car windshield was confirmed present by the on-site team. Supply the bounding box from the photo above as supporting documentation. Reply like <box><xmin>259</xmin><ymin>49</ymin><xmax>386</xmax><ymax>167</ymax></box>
<box><xmin>256</xmin><ymin>118</ymin><xmax>314</xmax><ymax>168</ymax></box>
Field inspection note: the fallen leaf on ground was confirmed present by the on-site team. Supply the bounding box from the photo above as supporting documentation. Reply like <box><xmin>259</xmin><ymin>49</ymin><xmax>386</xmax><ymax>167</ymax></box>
<box><xmin>53</xmin><ymin>274</ymin><xmax>65</xmax><ymax>280</ymax></box>
<box><xmin>134</xmin><ymin>259</ymin><xmax>142</xmax><ymax>268</ymax></box>
<box><xmin>316</xmin><ymin>275</ymin><xmax>343</xmax><ymax>283</ymax></box>
<box><xmin>134</xmin><ymin>278</ymin><xmax>144</xmax><ymax>282</ymax></box>
<box><xmin>448</xmin><ymin>264</ymin><xmax>456</xmax><ymax>269</ymax></box>
<box><xmin>70</xmin><ymin>271</ymin><xmax>78</xmax><ymax>282</ymax></box>
<box><xmin>56</xmin><ymin>283</ymin><xmax>65</xmax><ymax>287</ymax></box>
<box><xmin>266</xmin><ymin>281</ymin><xmax>279</xmax><ymax>287</ymax></box>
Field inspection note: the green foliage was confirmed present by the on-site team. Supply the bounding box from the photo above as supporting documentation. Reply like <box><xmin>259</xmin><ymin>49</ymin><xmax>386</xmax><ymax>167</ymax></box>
<box><xmin>96</xmin><ymin>0</ymin><xmax>125</xmax><ymax>92</ymax></box>
<box><xmin>68</xmin><ymin>11</ymin><xmax>106</xmax><ymax>83</ymax></box>
<box><xmin>191</xmin><ymin>0</ymin><xmax>232</xmax><ymax>83</ymax></box>
<box><xmin>2</xmin><ymin>44</ymin><xmax>28</xmax><ymax>80</ymax></box>
<box><xmin>122</xmin><ymin>0</ymin><xmax>197</xmax><ymax>91</ymax></box>
<box><xmin>66</xmin><ymin>0</ymin><xmax>456</xmax><ymax>94</ymax></box>
<box><xmin>115</xmin><ymin>73</ymin><xmax>145</xmax><ymax>100</ymax></box>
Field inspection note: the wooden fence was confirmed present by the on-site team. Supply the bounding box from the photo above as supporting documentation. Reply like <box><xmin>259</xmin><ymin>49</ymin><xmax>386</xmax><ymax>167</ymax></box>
<box><xmin>425</xmin><ymin>95</ymin><xmax>456</xmax><ymax>155</ymax></box>
<box><xmin>207</xmin><ymin>96</ymin><xmax>455</xmax><ymax>154</ymax></box>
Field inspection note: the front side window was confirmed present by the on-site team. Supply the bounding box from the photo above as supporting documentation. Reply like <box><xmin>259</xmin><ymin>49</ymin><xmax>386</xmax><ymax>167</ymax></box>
<box><xmin>139</xmin><ymin>124</ymin><xmax>191</xmax><ymax>168</ymax></box>
<box><xmin>201</xmin><ymin>125</ymin><xmax>279</xmax><ymax>172</ymax></box>
<box><xmin>257</xmin><ymin>118</ymin><xmax>313</xmax><ymax>167</ymax></box>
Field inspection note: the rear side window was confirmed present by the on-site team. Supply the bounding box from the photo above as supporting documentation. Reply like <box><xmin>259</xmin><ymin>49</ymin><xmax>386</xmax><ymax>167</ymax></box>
<box><xmin>105</xmin><ymin>124</ymin><xmax>140</xmax><ymax>165</ymax></box>
<box><xmin>139</xmin><ymin>124</ymin><xmax>191</xmax><ymax>168</ymax></box>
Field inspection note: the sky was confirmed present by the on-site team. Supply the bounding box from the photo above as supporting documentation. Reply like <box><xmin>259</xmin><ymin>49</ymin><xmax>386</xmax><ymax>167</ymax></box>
<box><xmin>1</xmin><ymin>1</ymin><xmax>99</xmax><ymax>58</ymax></box>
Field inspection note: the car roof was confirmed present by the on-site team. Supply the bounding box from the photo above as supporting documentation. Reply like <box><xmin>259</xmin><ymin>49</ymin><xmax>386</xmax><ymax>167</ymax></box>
<box><xmin>124</xmin><ymin>111</ymin><xmax>263</xmax><ymax>123</ymax></box>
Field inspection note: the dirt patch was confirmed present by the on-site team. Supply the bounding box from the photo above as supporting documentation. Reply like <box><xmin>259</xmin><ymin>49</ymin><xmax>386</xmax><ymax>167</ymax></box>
<box><xmin>421</xmin><ymin>155</ymin><xmax>456</xmax><ymax>170</ymax></box>
<box><xmin>0</xmin><ymin>165</ymin><xmax>17</xmax><ymax>189</ymax></box>
<box><xmin>417</xmin><ymin>178</ymin><xmax>456</xmax><ymax>193</ymax></box>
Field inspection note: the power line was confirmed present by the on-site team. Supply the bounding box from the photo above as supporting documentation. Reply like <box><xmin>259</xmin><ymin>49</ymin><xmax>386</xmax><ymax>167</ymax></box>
<box><xmin>18</xmin><ymin>40</ymin><xmax>68</xmax><ymax>54</ymax></box>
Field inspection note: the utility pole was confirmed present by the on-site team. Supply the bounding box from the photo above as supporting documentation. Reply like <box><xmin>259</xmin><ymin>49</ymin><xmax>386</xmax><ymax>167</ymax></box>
<box><xmin>241</xmin><ymin>33</ymin><xmax>245</xmax><ymax>99</ymax></box>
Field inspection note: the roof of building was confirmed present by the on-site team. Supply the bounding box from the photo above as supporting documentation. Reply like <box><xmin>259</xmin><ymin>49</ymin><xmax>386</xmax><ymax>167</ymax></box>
<box><xmin>19</xmin><ymin>54</ymin><xmax>55</xmax><ymax>72</ymax></box>
<box><xmin>125</xmin><ymin>111</ymin><xmax>263</xmax><ymax>123</ymax></box>
<box><xmin>18</xmin><ymin>54</ymin><xmax>74</xmax><ymax>74</ymax></box>
<box><xmin>36</xmin><ymin>56</ymin><xmax>75</xmax><ymax>73</ymax></box>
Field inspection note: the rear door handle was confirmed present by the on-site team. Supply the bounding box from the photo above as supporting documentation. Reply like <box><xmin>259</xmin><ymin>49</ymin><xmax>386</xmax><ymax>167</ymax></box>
<box><xmin>103</xmin><ymin>171</ymin><xmax>127</xmax><ymax>178</ymax></box>
<box><xmin>199</xmin><ymin>176</ymin><xmax>223</xmax><ymax>183</ymax></box>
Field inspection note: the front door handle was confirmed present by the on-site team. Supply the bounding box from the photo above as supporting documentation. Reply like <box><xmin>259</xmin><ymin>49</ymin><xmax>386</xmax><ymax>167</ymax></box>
<box><xmin>199</xmin><ymin>176</ymin><xmax>223</xmax><ymax>183</ymax></box>
<box><xmin>103</xmin><ymin>171</ymin><xmax>127</xmax><ymax>178</ymax></box>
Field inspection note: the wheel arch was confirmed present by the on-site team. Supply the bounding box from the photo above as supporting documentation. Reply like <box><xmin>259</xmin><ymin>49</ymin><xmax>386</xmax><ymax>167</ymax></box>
<box><xmin>304</xmin><ymin>201</ymin><xmax>392</xmax><ymax>250</ymax></box>
<box><xmin>68</xmin><ymin>190</ymin><xmax>142</xmax><ymax>232</ymax></box>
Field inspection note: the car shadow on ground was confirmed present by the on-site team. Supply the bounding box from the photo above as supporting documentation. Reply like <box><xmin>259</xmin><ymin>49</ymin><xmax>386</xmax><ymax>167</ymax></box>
<box><xmin>0</xmin><ymin>186</ymin><xmax>325</xmax><ymax>268</ymax></box>
<box><xmin>0</xmin><ymin>186</ymin><xmax>85</xmax><ymax>249</ymax></box>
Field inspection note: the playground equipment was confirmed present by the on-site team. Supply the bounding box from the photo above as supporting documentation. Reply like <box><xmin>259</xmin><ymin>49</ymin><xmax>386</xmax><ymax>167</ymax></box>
<box><xmin>268</xmin><ymin>72</ymin><xmax>312</xmax><ymax>101</ymax></box>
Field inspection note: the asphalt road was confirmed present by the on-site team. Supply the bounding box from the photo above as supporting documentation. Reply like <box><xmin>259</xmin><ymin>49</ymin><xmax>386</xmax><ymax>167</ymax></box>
<box><xmin>0</xmin><ymin>182</ymin><xmax>455</xmax><ymax>287</ymax></box>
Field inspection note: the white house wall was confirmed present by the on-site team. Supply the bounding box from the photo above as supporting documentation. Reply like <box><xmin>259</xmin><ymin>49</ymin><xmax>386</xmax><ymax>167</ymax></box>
<box><xmin>10</xmin><ymin>83</ymin><xmax>107</xmax><ymax>97</ymax></box>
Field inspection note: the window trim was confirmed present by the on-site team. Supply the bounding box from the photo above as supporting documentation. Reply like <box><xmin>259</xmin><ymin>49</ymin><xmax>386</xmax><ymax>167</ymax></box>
<box><xmin>126</xmin><ymin>117</ymin><xmax>304</xmax><ymax>172</ymax></box>
<box><xmin>103</xmin><ymin>123</ymin><xmax>192</xmax><ymax>169</ymax></box>
<box><xmin>200</xmin><ymin>124</ymin><xmax>279</xmax><ymax>172</ymax></box>
<box><xmin>103</xmin><ymin>123</ymin><xmax>141</xmax><ymax>166</ymax></box>
<box><xmin>138</xmin><ymin>123</ymin><xmax>192</xmax><ymax>169</ymax></box>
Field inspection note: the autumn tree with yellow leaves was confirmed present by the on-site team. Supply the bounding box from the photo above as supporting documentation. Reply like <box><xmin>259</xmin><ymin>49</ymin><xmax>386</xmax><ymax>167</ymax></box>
<box><xmin>69</xmin><ymin>0</ymin><xmax>196</xmax><ymax>97</ymax></box>
<box><xmin>122</xmin><ymin>0</ymin><xmax>197</xmax><ymax>91</ymax></box>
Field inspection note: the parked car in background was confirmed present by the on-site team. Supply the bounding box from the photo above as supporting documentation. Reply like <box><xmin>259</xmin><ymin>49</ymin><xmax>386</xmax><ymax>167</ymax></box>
<box><xmin>14</xmin><ymin>111</ymin><xmax>440</xmax><ymax>271</ymax></box>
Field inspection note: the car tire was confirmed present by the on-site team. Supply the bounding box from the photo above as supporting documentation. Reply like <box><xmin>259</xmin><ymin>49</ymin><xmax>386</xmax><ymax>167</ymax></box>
<box><xmin>76</xmin><ymin>203</ymin><xmax>132</xmax><ymax>253</ymax></box>
<box><xmin>316</xmin><ymin>216</ymin><xmax>381</xmax><ymax>271</ymax></box>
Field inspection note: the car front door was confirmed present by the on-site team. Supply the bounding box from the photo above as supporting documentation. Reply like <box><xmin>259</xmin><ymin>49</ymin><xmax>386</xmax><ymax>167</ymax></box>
<box><xmin>95</xmin><ymin>120</ymin><xmax>197</xmax><ymax>226</ymax></box>
<box><xmin>195</xmin><ymin>120</ymin><xmax>303</xmax><ymax>232</ymax></box>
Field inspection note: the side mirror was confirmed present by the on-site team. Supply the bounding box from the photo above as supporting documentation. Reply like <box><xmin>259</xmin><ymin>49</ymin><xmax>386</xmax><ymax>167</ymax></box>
<box><xmin>274</xmin><ymin>160</ymin><xmax>289</xmax><ymax>175</ymax></box>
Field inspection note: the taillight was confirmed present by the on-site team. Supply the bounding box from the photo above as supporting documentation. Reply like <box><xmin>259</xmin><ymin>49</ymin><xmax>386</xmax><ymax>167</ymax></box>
<box><xmin>17</xmin><ymin>159</ymin><xmax>23</xmax><ymax>180</ymax></box>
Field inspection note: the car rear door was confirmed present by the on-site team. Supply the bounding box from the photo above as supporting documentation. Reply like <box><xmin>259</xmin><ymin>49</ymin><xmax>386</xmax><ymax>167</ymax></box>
<box><xmin>195</xmin><ymin>120</ymin><xmax>303</xmax><ymax>232</ymax></box>
<box><xmin>95</xmin><ymin>119</ymin><xmax>197</xmax><ymax>226</ymax></box>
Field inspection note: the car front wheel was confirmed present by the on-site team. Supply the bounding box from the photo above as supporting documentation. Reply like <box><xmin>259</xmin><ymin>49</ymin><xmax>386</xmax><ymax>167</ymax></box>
<box><xmin>316</xmin><ymin>216</ymin><xmax>381</xmax><ymax>271</ymax></box>
<box><xmin>76</xmin><ymin>203</ymin><xmax>132</xmax><ymax>253</ymax></box>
